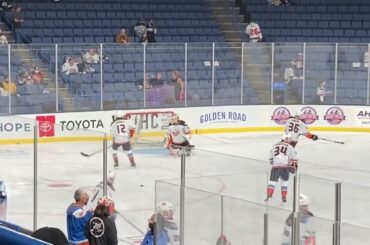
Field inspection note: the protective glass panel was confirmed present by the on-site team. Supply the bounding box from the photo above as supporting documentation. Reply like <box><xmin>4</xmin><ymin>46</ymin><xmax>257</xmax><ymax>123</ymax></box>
<box><xmin>341</xmin><ymin>222</ymin><xmax>370</xmax><ymax>245</ymax></box>
<box><xmin>305</xmin><ymin>44</ymin><xmax>335</xmax><ymax>104</ymax></box>
<box><xmin>312</xmin><ymin>216</ymin><xmax>334</xmax><ymax>245</ymax></box>
<box><xmin>145</xmin><ymin>43</ymin><xmax>184</xmax><ymax>108</ymax></box>
<box><xmin>176</xmin><ymin>171</ymin><xmax>269</xmax><ymax>203</ymax></box>
<box><xmin>103</xmin><ymin>43</ymin><xmax>144</xmax><ymax>110</ymax></box>
<box><xmin>243</xmin><ymin>42</ymin><xmax>272</xmax><ymax>105</ymax></box>
<box><xmin>267</xmin><ymin>205</ymin><xmax>294</xmax><ymax>245</ymax></box>
<box><xmin>37</xmin><ymin>120</ymin><xmax>105</xmax><ymax>237</ymax></box>
<box><xmin>274</xmin><ymin>43</ymin><xmax>304</xmax><ymax>104</ymax></box>
<box><xmin>223</xmin><ymin>197</ymin><xmax>268</xmax><ymax>244</ymax></box>
<box><xmin>214</xmin><ymin>43</ymin><xmax>241</xmax><ymax>105</ymax></box>
<box><xmin>337</xmin><ymin>44</ymin><xmax>368</xmax><ymax>105</ymax></box>
<box><xmin>341</xmin><ymin>182</ymin><xmax>370</xmax><ymax>228</ymax></box>
<box><xmin>57</xmin><ymin>43</ymin><xmax>102</xmax><ymax>112</ymax></box>
<box><xmin>0</xmin><ymin>115</ymin><xmax>36</xmax><ymax>229</ymax></box>
<box><xmin>155</xmin><ymin>181</ymin><xmax>221</xmax><ymax>245</ymax></box>
<box><xmin>299</xmin><ymin>174</ymin><xmax>336</xmax><ymax>221</ymax></box>
<box><xmin>11</xmin><ymin>44</ymin><xmax>57</xmax><ymax>114</ymax></box>
<box><xmin>0</xmin><ymin>46</ymin><xmax>9</xmax><ymax>114</ymax></box>
<box><xmin>187</xmin><ymin>43</ymin><xmax>213</xmax><ymax>106</ymax></box>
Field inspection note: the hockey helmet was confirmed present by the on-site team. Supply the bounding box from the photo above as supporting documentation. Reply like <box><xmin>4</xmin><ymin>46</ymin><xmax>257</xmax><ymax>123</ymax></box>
<box><xmin>293</xmin><ymin>111</ymin><xmax>301</xmax><ymax>119</ymax></box>
<box><xmin>299</xmin><ymin>194</ymin><xmax>310</xmax><ymax>206</ymax></box>
<box><xmin>157</xmin><ymin>201</ymin><xmax>174</xmax><ymax>220</ymax></box>
<box><xmin>282</xmin><ymin>133</ymin><xmax>292</xmax><ymax>143</ymax></box>
<box><xmin>115</xmin><ymin>111</ymin><xmax>125</xmax><ymax>119</ymax></box>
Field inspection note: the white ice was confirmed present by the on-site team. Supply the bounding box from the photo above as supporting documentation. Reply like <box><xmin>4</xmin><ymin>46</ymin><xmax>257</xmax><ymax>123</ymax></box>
<box><xmin>1</xmin><ymin>132</ymin><xmax>370</xmax><ymax>244</ymax></box>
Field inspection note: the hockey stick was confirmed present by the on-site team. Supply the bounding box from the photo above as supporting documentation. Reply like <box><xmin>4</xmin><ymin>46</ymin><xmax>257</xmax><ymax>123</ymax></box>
<box><xmin>318</xmin><ymin>137</ymin><xmax>344</xmax><ymax>144</ymax></box>
<box><xmin>80</xmin><ymin>144</ymin><xmax>112</xmax><ymax>157</ymax></box>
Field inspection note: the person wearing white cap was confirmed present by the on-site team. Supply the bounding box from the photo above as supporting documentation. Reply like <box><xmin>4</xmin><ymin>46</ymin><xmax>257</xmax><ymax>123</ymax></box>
<box><xmin>0</xmin><ymin>29</ymin><xmax>8</xmax><ymax>44</ymax></box>
<box><xmin>281</xmin><ymin>194</ymin><xmax>316</xmax><ymax>245</ymax></box>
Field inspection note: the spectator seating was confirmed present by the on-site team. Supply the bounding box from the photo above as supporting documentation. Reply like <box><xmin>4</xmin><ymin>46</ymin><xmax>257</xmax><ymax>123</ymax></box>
<box><xmin>242</xmin><ymin>0</ymin><xmax>370</xmax><ymax>43</ymax></box>
<box><xmin>4</xmin><ymin>0</ymin><xmax>225</xmax><ymax>44</ymax></box>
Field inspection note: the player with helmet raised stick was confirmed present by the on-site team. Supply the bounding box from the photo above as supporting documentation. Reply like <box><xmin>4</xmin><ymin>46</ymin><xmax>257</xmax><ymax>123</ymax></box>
<box><xmin>284</xmin><ymin>112</ymin><xmax>319</xmax><ymax>147</ymax></box>
<box><xmin>110</xmin><ymin>111</ymin><xmax>136</xmax><ymax>167</ymax></box>
<box><xmin>165</xmin><ymin>114</ymin><xmax>193</xmax><ymax>156</ymax></box>
<box><xmin>281</xmin><ymin>194</ymin><xmax>316</xmax><ymax>245</ymax></box>
<box><xmin>156</xmin><ymin>201</ymin><xmax>180</xmax><ymax>245</ymax></box>
<box><xmin>87</xmin><ymin>171</ymin><xmax>117</xmax><ymax>221</ymax></box>
<box><xmin>265</xmin><ymin>134</ymin><xmax>298</xmax><ymax>205</ymax></box>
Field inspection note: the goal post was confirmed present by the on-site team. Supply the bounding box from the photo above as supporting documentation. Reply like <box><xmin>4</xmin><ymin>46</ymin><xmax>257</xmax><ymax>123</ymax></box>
<box><xmin>123</xmin><ymin>111</ymin><xmax>175</xmax><ymax>146</ymax></box>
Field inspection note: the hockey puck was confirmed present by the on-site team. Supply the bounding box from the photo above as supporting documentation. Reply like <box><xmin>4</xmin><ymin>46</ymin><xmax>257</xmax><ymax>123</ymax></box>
<box><xmin>140</xmin><ymin>184</ymin><xmax>144</xmax><ymax>187</ymax></box>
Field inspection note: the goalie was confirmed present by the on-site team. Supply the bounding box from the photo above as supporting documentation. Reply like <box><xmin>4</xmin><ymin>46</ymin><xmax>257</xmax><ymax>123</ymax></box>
<box><xmin>164</xmin><ymin>114</ymin><xmax>193</xmax><ymax>156</ymax></box>
<box><xmin>110</xmin><ymin>111</ymin><xmax>136</xmax><ymax>167</ymax></box>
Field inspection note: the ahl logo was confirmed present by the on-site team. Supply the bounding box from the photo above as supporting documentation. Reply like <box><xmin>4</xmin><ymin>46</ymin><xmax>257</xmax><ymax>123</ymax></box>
<box><xmin>271</xmin><ymin>107</ymin><xmax>290</xmax><ymax>125</ymax></box>
<box><xmin>300</xmin><ymin>107</ymin><xmax>318</xmax><ymax>124</ymax></box>
<box><xmin>324</xmin><ymin>107</ymin><xmax>346</xmax><ymax>125</ymax></box>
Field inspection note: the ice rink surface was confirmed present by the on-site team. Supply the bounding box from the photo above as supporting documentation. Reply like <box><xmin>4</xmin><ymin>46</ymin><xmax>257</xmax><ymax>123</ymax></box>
<box><xmin>1</xmin><ymin>131</ymin><xmax>370</xmax><ymax>244</ymax></box>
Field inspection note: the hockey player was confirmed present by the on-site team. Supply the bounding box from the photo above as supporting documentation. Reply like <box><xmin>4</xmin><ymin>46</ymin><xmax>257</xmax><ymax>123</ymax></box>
<box><xmin>284</xmin><ymin>112</ymin><xmax>319</xmax><ymax>147</ymax></box>
<box><xmin>157</xmin><ymin>201</ymin><xmax>180</xmax><ymax>245</ymax></box>
<box><xmin>265</xmin><ymin>134</ymin><xmax>298</xmax><ymax>205</ymax></box>
<box><xmin>281</xmin><ymin>194</ymin><xmax>316</xmax><ymax>245</ymax></box>
<box><xmin>165</xmin><ymin>114</ymin><xmax>193</xmax><ymax>156</ymax></box>
<box><xmin>110</xmin><ymin>111</ymin><xmax>136</xmax><ymax>167</ymax></box>
<box><xmin>0</xmin><ymin>180</ymin><xmax>7</xmax><ymax>220</ymax></box>
<box><xmin>87</xmin><ymin>171</ymin><xmax>117</xmax><ymax>221</ymax></box>
<box><xmin>245</xmin><ymin>21</ymin><xmax>263</xmax><ymax>43</ymax></box>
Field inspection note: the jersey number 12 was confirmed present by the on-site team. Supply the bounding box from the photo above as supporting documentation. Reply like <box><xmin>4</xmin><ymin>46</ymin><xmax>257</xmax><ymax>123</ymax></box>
<box><xmin>116</xmin><ymin>124</ymin><xmax>126</xmax><ymax>134</ymax></box>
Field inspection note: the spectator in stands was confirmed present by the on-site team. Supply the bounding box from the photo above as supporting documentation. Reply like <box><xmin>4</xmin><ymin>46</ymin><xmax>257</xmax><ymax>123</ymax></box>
<box><xmin>115</xmin><ymin>28</ymin><xmax>130</xmax><ymax>44</ymax></box>
<box><xmin>137</xmin><ymin>73</ymin><xmax>152</xmax><ymax>90</ymax></box>
<box><xmin>85</xmin><ymin>197</ymin><xmax>118</xmax><ymax>245</ymax></box>
<box><xmin>134</xmin><ymin>18</ymin><xmax>147</xmax><ymax>42</ymax></box>
<box><xmin>272</xmin><ymin>75</ymin><xmax>287</xmax><ymax>104</ymax></box>
<box><xmin>32</xmin><ymin>227</ymin><xmax>69</xmax><ymax>245</ymax></box>
<box><xmin>149</xmin><ymin>72</ymin><xmax>164</xmax><ymax>87</ymax></box>
<box><xmin>268</xmin><ymin>0</ymin><xmax>290</xmax><ymax>6</ymax></box>
<box><xmin>13</xmin><ymin>6</ymin><xmax>24</xmax><ymax>43</ymax></box>
<box><xmin>62</xmin><ymin>57</ymin><xmax>79</xmax><ymax>75</ymax></box>
<box><xmin>245</xmin><ymin>21</ymin><xmax>262</xmax><ymax>43</ymax></box>
<box><xmin>0</xmin><ymin>0</ymin><xmax>12</xmax><ymax>11</ymax></box>
<box><xmin>291</xmin><ymin>52</ymin><xmax>304</xmax><ymax>69</ymax></box>
<box><xmin>66</xmin><ymin>188</ymin><xmax>93</xmax><ymax>245</ymax></box>
<box><xmin>140</xmin><ymin>213</ymin><xmax>168</xmax><ymax>245</ymax></box>
<box><xmin>31</xmin><ymin>66</ymin><xmax>44</xmax><ymax>83</ymax></box>
<box><xmin>172</xmin><ymin>71</ymin><xmax>185</xmax><ymax>102</ymax></box>
<box><xmin>0</xmin><ymin>29</ymin><xmax>8</xmax><ymax>44</ymax></box>
<box><xmin>140</xmin><ymin>33</ymin><xmax>148</xmax><ymax>43</ymax></box>
<box><xmin>0</xmin><ymin>76</ymin><xmax>17</xmax><ymax>96</ymax></box>
<box><xmin>284</xmin><ymin>62</ymin><xmax>302</xmax><ymax>85</ymax></box>
<box><xmin>315</xmin><ymin>80</ymin><xmax>331</xmax><ymax>104</ymax></box>
<box><xmin>146</xmin><ymin>20</ymin><xmax>157</xmax><ymax>43</ymax></box>
<box><xmin>83</xmin><ymin>48</ymin><xmax>100</xmax><ymax>64</ymax></box>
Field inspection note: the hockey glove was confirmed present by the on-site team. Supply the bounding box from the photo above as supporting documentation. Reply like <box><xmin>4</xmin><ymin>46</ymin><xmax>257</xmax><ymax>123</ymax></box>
<box><xmin>312</xmin><ymin>134</ymin><xmax>318</xmax><ymax>141</ymax></box>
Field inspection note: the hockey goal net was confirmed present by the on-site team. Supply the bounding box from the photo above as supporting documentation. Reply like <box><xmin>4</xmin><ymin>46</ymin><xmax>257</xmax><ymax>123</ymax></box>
<box><xmin>123</xmin><ymin>110</ymin><xmax>174</xmax><ymax>146</ymax></box>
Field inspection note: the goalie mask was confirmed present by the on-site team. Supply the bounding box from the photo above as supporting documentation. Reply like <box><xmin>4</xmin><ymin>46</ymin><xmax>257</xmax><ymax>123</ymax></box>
<box><xmin>157</xmin><ymin>201</ymin><xmax>174</xmax><ymax>220</ymax></box>
<box><xmin>170</xmin><ymin>114</ymin><xmax>179</xmax><ymax>124</ymax></box>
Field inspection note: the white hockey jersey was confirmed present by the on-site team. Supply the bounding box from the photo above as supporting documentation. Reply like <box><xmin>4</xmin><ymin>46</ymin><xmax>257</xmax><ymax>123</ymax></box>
<box><xmin>284</xmin><ymin>118</ymin><xmax>309</xmax><ymax>142</ymax></box>
<box><xmin>270</xmin><ymin>141</ymin><xmax>297</xmax><ymax>168</ymax></box>
<box><xmin>168</xmin><ymin>124</ymin><xmax>190</xmax><ymax>144</ymax></box>
<box><xmin>164</xmin><ymin>220</ymin><xmax>180</xmax><ymax>245</ymax></box>
<box><xmin>110</xmin><ymin>119</ymin><xmax>134</xmax><ymax>144</ymax></box>
<box><xmin>281</xmin><ymin>212</ymin><xmax>316</xmax><ymax>245</ymax></box>
<box><xmin>245</xmin><ymin>22</ymin><xmax>262</xmax><ymax>41</ymax></box>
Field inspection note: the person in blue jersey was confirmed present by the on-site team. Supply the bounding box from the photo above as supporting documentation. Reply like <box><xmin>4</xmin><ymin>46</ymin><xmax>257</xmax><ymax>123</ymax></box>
<box><xmin>141</xmin><ymin>213</ymin><xmax>169</xmax><ymax>245</ymax></box>
<box><xmin>67</xmin><ymin>188</ymin><xmax>93</xmax><ymax>245</ymax></box>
